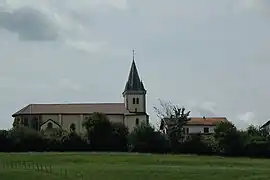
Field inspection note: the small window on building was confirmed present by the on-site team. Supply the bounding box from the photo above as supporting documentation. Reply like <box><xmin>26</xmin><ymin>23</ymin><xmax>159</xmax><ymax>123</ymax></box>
<box><xmin>135</xmin><ymin>108</ymin><xmax>137</xmax><ymax>112</ymax></box>
<box><xmin>136</xmin><ymin>118</ymin><xmax>139</xmax><ymax>125</ymax></box>
<box><xmin>204</xmin><ymin>127</ymin><xmax>209</xmax><ymax>133</ymax></box>
<box><xmin>136</xmin><ymin>98</ymin><xmax>139</xmax><ymax>104</ymax></box>
<box><xmin>133</xmin><ymin>98</ymin><xmax>136</xmax><ymax>104</ymax></box>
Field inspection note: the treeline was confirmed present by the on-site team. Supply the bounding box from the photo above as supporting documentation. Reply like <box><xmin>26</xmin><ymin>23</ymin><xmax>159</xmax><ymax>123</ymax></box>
<box><xmin>1</xmin><ymin>111</ymin><xmax>270</xmax><ymax>158</ymax></box>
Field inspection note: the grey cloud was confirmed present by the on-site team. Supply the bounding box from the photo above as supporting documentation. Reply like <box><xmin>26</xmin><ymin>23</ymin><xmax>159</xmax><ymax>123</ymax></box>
<box><xmin>188</xmin><ymin>101</ymin><xmax>218</xmax><ymax>117</ymax></box>
<box><xmin>1</xmin><ymin>0</ymin><xmax>270</xmax><ymax>130</ymax></box>
<box><xmin>0</xmin><ymin>7</ymin><xmax>58</xmax><ymax>41</ymax></box>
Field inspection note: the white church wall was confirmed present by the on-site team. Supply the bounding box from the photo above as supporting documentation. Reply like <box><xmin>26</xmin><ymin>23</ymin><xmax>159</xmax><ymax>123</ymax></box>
<box><xmin>125</xmin><ymin>94</ymin><xmax>145</xmax><ymax>113</ymax></box>
<box><xmin>125</xmin><ymin>115</ymin><xmax>148</xmax><ymax>132</ymax></box>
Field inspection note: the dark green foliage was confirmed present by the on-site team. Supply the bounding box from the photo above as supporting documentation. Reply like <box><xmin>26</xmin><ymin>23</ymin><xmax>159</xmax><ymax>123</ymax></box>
<box><xmin>83</xmin><ymin>112</ymin><xmax>129</xmax><ymax>151</ymax></box>
<box><xmin>7</xmin><ymin>127</ymin><xmax>45</xmax><ymax>152</ymax></box>
<box><xmin>3</xmin><ymin>111</ymin><xmax>270</xmax><ymax>158</ymax></box>
<box><xmin>214</xmin><ymin>121</ymin><xmax>246</xmax><ymax>156</ymax></box>
<box><xmin>154</xmin><ymin>100</ymin><xmax>191</xmax><ymax>152</ymax></box>
<box><xmin>129</xmin><ymin>123</ymin><xmax>170</xmax><ymax>153</ymax></box>
<box><xmin>69</xmin><ymin>123</ymin><xmax>76</xmax><ymax>133</ymax></box>
<box><xmin>179</xmin><ymin>134</ymin><xmax>216</xmax><ymax>155</ymax></box>
<box><xmin>12</xmin><ymin>118</ymin><xmax>20</xmax><ymax>128</ymax></box>
<box><xmin>111</xmin><ymin>122</ymin><xmax>129</xmax><ymax>152</ymax></box>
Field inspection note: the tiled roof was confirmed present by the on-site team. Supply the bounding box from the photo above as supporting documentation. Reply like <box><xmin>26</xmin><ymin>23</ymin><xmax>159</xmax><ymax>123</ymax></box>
<box><xmin>163</xmin><ymin>117</ymin><xmax>227</xmax><ymax>126</ymax></box>
<box><xmin>187</xmin><ymin>117</ymin><xmax>227</xmax><ymax>126</ymax></box>
<box><xmin>12</xmin><ymin>103</ymin><xmax>127</xmax><ymax>117</ymax></box>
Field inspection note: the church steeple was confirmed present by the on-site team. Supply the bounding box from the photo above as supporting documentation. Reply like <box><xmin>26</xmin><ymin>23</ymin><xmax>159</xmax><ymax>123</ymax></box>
<box><xmin>123</xmin><ymin>50</ymin><xmax>146</xmax><ymax>95</ymax></box>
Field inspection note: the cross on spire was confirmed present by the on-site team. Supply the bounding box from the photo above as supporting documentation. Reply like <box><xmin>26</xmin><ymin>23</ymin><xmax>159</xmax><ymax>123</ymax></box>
<box><xmin>132</xmin><ymin>49</ymin><xmax>135</xmax><ymax>61</ymax></box>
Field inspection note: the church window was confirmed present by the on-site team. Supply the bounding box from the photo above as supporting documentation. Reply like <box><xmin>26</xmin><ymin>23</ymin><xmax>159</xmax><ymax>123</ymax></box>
<box><xmin>136</xmin><ymin>118</ymin><xmax>139</xmax><ymax>125</ymax></box>
<box><xmin>47</xmin><ymin>122</ymin><xmax>53</xmax><ymax>129</ymax></box>
<box><xmin>23</xmin><ymin>117</ymin><xmax>29</xmax><ymax>126</ymax></box>
<box><xmin>136</xmin><ymin>98</ymin><xmax>139</xmax><ymax>104</ymax></box>
<box><xmin>133</xmin><ymin>98</ymin><xmax>136</xmax><ymax>104</ymax></box>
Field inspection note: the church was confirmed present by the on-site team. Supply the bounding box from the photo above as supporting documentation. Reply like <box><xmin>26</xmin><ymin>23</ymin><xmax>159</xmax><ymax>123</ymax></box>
<box><xmin>12</xmin><ymin>56</ymin><xmax>149</xmax><ymax>133</ymax></box>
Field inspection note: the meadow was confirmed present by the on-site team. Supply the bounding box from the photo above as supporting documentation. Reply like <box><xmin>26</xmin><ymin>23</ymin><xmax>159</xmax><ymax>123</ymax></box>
<box><xmin>0</xmin><ymin>152</ymin><xmax>269</xmax><ymax>180</ymax></box>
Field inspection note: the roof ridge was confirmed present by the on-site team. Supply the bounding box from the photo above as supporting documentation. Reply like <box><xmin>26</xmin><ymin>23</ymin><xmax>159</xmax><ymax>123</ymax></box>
<box><xmin>29</xmin><ymin>102</ymin><xmax>125</xmax><ymax>105</ymax></box>
<box><xmin>191</xmin><ymin>117</ymin><xmax>227</xmax><ymax>118</ymax></box>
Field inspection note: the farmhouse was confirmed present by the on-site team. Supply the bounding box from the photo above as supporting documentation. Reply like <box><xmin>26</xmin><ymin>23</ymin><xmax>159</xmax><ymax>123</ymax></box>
<box><xmin>161</xmin><ymin>117</ymin><xmax>227</xmax><ymax>134</ymax></box>
<box><xmin>183</xmin><ymin>117</ymin><xmax>227</xmax><ymax>134</ymax></box>
<box><xmin>12</xmin><ymin>56</ymin><xmax>149</xmax><ymax>133</ymax></box>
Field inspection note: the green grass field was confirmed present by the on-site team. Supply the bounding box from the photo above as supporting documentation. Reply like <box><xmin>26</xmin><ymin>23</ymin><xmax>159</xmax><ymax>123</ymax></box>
<box><xmin>0</xmin><ymin>152</ymin><xmax>269</xmax><ymax>180</ymax></box>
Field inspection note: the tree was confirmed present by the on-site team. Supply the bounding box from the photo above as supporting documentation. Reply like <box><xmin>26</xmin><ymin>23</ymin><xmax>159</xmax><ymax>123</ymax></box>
<box><xmin>111</xmin><ymin>122</ymin><xmax>129</xmax><ymax>151</ymax></box>
<box><xmin>214</xmin><ymin>121</ymin><xmax>246</xmax><ymax>156</ymax></box>
<box><xmin>244</xmin><ymin>125</ymin><xmax>270</xmax><ymax>157</ymax></box>
<box><xmin>154</xmin><ymin>99</ymin><xmax>191</xmax><ymax>152</ymax></box>
<box><xmin>129</xmin><ymin>122</ymin><xmax>170</xmax><ymax>153</ymax></box>
<box><xmin>179</xmin><ymin>134</ymin><xmax>217</xmax><ymax>155</ymax></box>
<box><xmin>154</xmin><ymin>99</ymin><xmax>191</xmax><ymax>134</ymax></box>
<box><xmin>8</xmin><ymin>127</ymin><xmax>45</xmax><ymax>152</ymax></box>
<box><xmin>82</xmin><ymin>112</ymin><xmax>113</xmax><ymax>150</ymax></box>
<box><xmin>12</xmin><ymin>117</ymin><xmax>21</xmax><ymax>128</ymax></box>
<box><xmin>70</xmin><ymin>123</ymin><xmax>76</xmax><ymax>133</ymax></box>
<box><xmin>0</xmin><ymin>130</ymin><xmax>11</xmax><ymax>152</ymax></box>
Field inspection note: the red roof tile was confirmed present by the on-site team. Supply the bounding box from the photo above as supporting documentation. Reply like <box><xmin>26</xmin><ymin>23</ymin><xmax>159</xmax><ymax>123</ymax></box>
<box><xmin>187</xmin><ymin>117</ymin><xmax>227</xmax><ymax>126</ymax></box>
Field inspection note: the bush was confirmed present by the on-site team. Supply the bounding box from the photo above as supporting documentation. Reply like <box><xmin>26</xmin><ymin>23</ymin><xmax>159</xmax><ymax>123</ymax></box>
<box><xmin>129</xmin><ymin>123</ymin><xmax>170</xmax><ymax>153</ymax></box>
<box><xmin>2</xmin><ymin>114</ymin><xmax>270</xmax><ymax>158</ymax></box>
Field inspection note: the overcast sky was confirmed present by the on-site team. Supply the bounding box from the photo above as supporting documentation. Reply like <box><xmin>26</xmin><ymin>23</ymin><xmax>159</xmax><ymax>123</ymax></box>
<box><xmin>0</xmin><ymin>0</ymin><xmax>270</xmax><ymax>129</ymax></box>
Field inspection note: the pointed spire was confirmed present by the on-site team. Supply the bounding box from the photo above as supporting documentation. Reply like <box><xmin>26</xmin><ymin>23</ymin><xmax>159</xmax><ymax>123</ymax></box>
<box><xmin>123</xmin><ymin>50</ymin><xmax>146</xmax><ymax>94</ymax></box>
<box><xmin>132</xmin><ymin>49</ymin><xmax>135</xmax><ymax>61</ymax></box>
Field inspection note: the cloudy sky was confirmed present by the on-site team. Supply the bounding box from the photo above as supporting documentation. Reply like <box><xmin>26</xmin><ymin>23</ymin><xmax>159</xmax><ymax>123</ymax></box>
<box><xmin>0</xmin><ymin>0</ymin><xmax>270</xmax><ymax>129</ymax></box>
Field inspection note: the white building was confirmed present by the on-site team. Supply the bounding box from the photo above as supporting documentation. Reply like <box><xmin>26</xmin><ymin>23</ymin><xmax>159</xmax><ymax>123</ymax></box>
<box><xmin>183</xmin><ymin>117</ymin><xmax>227</xmax><ymax>134</ymax></box>
<box><xmin>161</xmin><ymin>117</ymin><xmax>227</xmax><ymax>135</ymax></box>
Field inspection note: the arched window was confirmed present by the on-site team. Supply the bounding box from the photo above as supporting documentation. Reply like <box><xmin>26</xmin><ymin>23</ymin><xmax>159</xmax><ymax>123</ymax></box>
<box><xmin>133</xmin><ymin>98</ymin><xmax>136</xmax><ymax>104</ymax></box>
<box><xmin>47</xmin><ymin>122</ymin><xmax>53</xmax><ymax>129</ymax></box>
<box><xmin>136</xmin><ymin>118</ymin><xmax>139</xmax><ymax>125</ymax></box>
<box><xmin>136</xmin><ymin>98</ymin><xmax>139</xmax><ymax>104</ymax></box>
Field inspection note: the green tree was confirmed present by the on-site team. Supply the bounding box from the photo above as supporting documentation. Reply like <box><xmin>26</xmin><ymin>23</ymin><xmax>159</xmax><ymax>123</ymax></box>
<box><xmin>244</xmin><ymin>125</ymin><xmax>270</xmax><ymax>157</ymax></box>
<box><xmin>129</xmin><ymin>122</ymin><xmax>170</xmax><ymax>153</ymax></box>
<box><xmin>111</xmin><ymin>122</ymin><xmax>129</xmax><ymax>151</ymax></box>
<box><xmin>82</xmin><ymin>112</ymin><xmax>113</xmax><ymax>150</ymax></box>
<box><xmin>12</xmin><ymin>117</ymin><xmax>21</xmax><ymax>128</ymax></box>
<box><xmin>70</xmin><ymin>123</ymin><xmax>76</xmax><ymax>133</ymax></box>
<box><xmin>0</xmin><ymin>130</ymin><xmax>11</xmax><ymax>152</ymax></box>
<box><xmin>214</xmin><ymin>121</ymin><xmax>246</xmax><ymax>156</ymax></box>
<box><xmin>154</xmin><ymin>99</ymin><xmax>191</xmax><ymax>152</ymax></box>
<box><xmin>8</xmin><ymin>127</ymin><xmax>45</xmax><ymax>152</ymax></box>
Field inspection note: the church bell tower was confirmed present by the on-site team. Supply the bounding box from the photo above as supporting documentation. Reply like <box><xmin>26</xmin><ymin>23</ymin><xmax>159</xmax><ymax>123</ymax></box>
<box><xmin>123</xmin><ymin>50</ymin><xmax>147</xmax><ymax>113</ymax></box>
